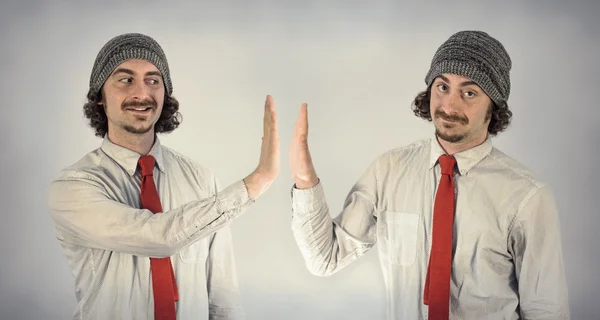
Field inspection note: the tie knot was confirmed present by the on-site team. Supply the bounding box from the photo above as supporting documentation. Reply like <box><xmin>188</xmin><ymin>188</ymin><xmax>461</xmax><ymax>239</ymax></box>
<box><xmin>138</xmin><ymin>155</ymin><xmax>156</xmax><ymax>177</ymax></box>
<box><xmin>438</xmin><ymin>155</ymin><xmax>456</xmax><ymax>176</ymax></box>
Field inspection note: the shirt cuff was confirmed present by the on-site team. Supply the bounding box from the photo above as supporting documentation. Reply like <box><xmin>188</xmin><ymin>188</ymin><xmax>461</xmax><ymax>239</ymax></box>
<box><xmin>217</xmin><ymin>179</ymin><xmax>254</xmax><ymax>219</ymax></box>
<box><xmin>291</xmin><ymin>181</ymin><xmax>326</xmax><ymax>213</ymax></box>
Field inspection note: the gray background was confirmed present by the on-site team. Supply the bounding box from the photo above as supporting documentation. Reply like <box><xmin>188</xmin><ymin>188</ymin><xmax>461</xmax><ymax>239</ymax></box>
<box><xmin>1</xmin><ymin>1</ymin><xmax>598</xmax><ymax>319</ymax></box>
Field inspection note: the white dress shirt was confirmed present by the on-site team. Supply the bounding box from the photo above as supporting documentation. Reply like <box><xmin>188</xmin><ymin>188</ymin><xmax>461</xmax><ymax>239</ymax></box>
<box><xmin>291</xmin><ymin>134</ymin><xmax>570</xmax><ymax>319</ymax></box>
<box><xmin>48</xmin><ymin>136</ymin><xmax>252</xmax><ymax>320</ymax></box>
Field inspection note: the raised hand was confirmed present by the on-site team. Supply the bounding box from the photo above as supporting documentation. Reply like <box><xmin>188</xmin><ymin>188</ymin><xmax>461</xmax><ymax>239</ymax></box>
<box><xmin>243</xmin><ymin>95</ymin><xmax>280</xmax><ymax>199</ymax></box>
<box><xmin>290</xmin><ymin>103</ymin><xmax>319</xmax><ymax>189</ymax></box>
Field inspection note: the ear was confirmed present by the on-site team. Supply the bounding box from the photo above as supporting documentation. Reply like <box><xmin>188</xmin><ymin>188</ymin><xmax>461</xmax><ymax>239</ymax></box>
<box><xmin>97</xmin><ymin>87</ymin><xmax>105</xmax><ymax>106</ymax></box>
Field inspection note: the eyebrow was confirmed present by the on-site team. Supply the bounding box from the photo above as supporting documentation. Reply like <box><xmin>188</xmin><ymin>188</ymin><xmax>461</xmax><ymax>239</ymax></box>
<box><xmin>145</xmin><ymin>71</ymin><xmax>162</xmax><ymax>77</ymax></box>
<box><xmin>111</xmin><ymin>68</ymin><xmax>134</xmax><ymax>76</ymax></box>
<box><xmin>111</xmin><ymin>68</ymin><xmax>162</xmax><ymax>77</ymax></box>
<box><xmin>436</xmin><ymin>75</ymin><xmax>479</xmax><ymax>88</ymax></box>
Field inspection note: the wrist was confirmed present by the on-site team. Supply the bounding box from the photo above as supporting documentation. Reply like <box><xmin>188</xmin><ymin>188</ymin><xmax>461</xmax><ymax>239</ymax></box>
<box><xmin>294</xmin><ymin>176</ymin><xmax>319</xmax><ymax>189</ymax></box>
<box><xmin>243</xmin><ymin>171</ymin><xmax>273</xmax><ymax>200</ymax></box>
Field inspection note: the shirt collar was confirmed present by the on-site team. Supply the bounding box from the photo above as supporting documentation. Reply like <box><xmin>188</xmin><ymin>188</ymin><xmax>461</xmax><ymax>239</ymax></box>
<box><xmin>100</xmin><ymin>135</ymin><xmax>167</xmax><ymax>176</ymax></box>
<box><xmin>428</xmin><ymin>132</ymin><xmax>493</xmax><ymax>175</ymax></box>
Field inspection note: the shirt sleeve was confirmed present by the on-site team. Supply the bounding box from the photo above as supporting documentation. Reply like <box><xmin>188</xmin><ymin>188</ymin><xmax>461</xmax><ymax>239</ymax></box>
<box><xmin>47</xmin><ymin>170</ymin><xmax>253</xmax><ymax>258</ymax></box>
<box><xmin>508</xmin><ymin>185</ymin><xmax>570</xmax><ymax>319</ymax></box>
<box><xmin>205</xmin><ymin>225</ymin><xmax>245</xmax><ymax>320</ymax></box>
<box><xmin>290</xmin><ymin>159</ymin><xmax>379</xmax><ymax>277</ymax></box>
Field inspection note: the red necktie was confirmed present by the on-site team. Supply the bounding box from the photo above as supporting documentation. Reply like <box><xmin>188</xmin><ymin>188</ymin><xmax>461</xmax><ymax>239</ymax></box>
<box><xmin>423</xmin><ymin>154</ymin><xmax>457</xmax><ymax>320</ymax></box>
<box><xmin>139</xmin><ymin>155</ymin><xmax>179</xmax><ymax>320</ymax></box>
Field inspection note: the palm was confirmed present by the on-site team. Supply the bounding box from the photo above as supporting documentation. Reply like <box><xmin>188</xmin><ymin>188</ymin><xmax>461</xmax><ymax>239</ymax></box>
<box><xmin>290</xmin><ymin>103</ymin><xmax>318</xmax><ymax>188</ymax></box>
<box><xmin>257</xmin><ymin>95</ymin><xmax>280</xmax><ymax>180</ymax></box>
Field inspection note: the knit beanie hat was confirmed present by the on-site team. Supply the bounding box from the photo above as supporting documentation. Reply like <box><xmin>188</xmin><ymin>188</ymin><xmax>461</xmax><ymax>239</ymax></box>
<box><xmin>424</xmin><ymin>30</ymin><xmax>511</xmax><ymax>106</ymax></box>
<box><xmin>89</xmin><ymin>33</ymin><xmax>173</xmax><ymax>96</ymax></box>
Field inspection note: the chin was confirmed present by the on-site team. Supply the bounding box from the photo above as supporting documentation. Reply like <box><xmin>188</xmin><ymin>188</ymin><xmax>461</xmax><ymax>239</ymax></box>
<box><xmin>436</xmin><ymin>128</ymin><xmax>466</xmax><ymax>143</ymax></box>
<box><xmin>124</xmin><ymin>124</ymin><xmax>154</xmax><ymax>135</ymax></box>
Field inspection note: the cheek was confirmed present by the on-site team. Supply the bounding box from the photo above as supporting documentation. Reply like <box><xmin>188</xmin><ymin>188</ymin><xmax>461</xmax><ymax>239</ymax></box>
<box><xmin>156</xmin><ymin>96</ymin><xmax>165</xmax><ymax>111</ymax></box>
<box><xmin>469</xmin><ymin>106</ymin><xmax>491</xmax><ymax>124</ymax></box>
<box><xmin>101</xmin><ymin>97</ymin><xmax>116</xmax><ymax>114</ymax></box>
<box><xmin>102</xmin><ymin>87</ymin><xmax>124</xmax><ymax>111</ymax></box>
<box><xmin>429</xmin><ymin>93</ymin><xmax>439</xmax><ymax>112</ymax></box>
<box><xmin>155</xmin><ymin>89</ymin><xmax>165</xmax><ymax>111</ymax></box>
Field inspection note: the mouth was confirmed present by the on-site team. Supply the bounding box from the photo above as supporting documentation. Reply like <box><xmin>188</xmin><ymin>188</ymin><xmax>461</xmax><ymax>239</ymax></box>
<box><xmin>439</xmin><ymin>117</ymin><xmax>457</xmax><ymax>123</ymax></box>
<box><xmin>124</xmin><ymin>106</ymin><xmax>153</xmax><ymax>114</ymax></box>
<box><xmin>437</xmin><ymin>116</ymin><xmax>466</xmax><ymax>125</ymax></box>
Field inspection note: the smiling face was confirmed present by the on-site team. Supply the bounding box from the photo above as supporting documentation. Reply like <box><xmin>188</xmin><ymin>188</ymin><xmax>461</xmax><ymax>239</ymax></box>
<box><xmin>430</xmin><ymin>73</ymin><xmax>493</xmax><ymax>146</ymax></box>
<box><xmin>99</xmin><ymin>59</ymin><xmax>165</xmax><ymax>141</ymax></box>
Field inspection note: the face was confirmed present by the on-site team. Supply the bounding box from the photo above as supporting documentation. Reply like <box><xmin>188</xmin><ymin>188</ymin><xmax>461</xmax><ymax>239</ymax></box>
<box><xmin>430</xmin><ymin>73</ymin><xmax>493</xmax><ymax>144</ymax></box>
<box><xmin>99</xmin><ymin>59</ymin><xmax>165</xmax><ymax>138</ymax></box>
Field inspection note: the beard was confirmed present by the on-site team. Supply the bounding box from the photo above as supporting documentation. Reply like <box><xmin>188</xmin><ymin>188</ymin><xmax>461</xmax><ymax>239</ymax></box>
<box><xmin>122</xmin><ymin>122</ymin><xmax>154</xmax><ymax>134</ymax></box>
<box><xmin>120</xmin><ymin>98</ymin><xmax>157</xmax><ymax>134</ymax></box>
<box><xmin>434</xmin><ymin>109</ymin><xmax>469</xmax><ymax>143</ymax></box>
<box><xmin>436</xmin><ymin>126</ymin><xmax>465</xmax><ymax>143</ymax></box>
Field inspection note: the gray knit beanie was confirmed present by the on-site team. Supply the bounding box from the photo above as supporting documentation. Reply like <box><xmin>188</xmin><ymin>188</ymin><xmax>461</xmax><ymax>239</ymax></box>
<box><xmin>424</xmin><ymin>30</ymin><xmax>511</xmax><ymax>106</ymax></box>
<box><xmin>89</xmin><ymin>33</ymin><xmax>173</xmax><ymax>96</ymax></box>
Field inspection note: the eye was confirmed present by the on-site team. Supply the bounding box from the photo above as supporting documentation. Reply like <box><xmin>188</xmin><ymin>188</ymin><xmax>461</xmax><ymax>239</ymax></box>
<box><xmin>119</xmin><ymin>78</ymin><xmax>132</xmax><ymax>83</ymax></box>
<box><xmin>147</xmin><ymin>79</ymin><xmax>160</xmax><ymax>85</ymax></box>
<box><xmin>464</xmin><ymin>91</ymin><xmax>477</xmax><ymax>98</ymax></box>
<box><xmin>436</xmin><ymin>84</ymin><xmax>448</xmax><ymax>92</ymax></box>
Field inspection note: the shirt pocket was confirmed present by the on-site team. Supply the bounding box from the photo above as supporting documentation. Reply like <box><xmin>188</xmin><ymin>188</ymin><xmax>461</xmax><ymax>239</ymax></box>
<box><xmin>378</xmin><ymin>211</ymin><xmax>420</xmax><ymax>266</ymax></box>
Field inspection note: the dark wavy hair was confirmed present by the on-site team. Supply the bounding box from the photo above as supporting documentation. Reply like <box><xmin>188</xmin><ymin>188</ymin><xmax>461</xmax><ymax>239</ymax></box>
<box><xmin>83</xmin><ymin>89</ymin><xmax>182</xmax><ymax>137</ymax></box>
<box><xmin>411</xmin><ymin>86</ymin><xmax>512</xmax><ymax>136</ymax></box>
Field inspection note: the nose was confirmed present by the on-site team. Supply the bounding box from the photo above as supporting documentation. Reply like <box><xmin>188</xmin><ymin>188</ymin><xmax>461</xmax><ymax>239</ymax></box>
<box><xmin>440</xmin><ymin>91</ymin><xmax>462</xmax><ymax>114</ymax></box>
<box><xmin>129</xmin><ymin>79</ymin><xmax>150</xmax><ymax>101</ymax></box>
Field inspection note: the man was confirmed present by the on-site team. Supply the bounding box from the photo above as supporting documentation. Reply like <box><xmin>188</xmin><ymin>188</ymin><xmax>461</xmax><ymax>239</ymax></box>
<box><xmin>47</xmin><ymin>33</ymin><xmax>279</xmax><ymax>320</ymax></box>
<box><xmin>289</xmin><ymin>30</ymin><xmax>569</xmax><ymax>319</ymax></box>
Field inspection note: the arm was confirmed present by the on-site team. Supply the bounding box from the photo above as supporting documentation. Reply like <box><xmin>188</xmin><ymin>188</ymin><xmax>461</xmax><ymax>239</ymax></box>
<box><xmin>508</xmin><ymin>185</ymin><xmax>570</xmax><ymax>319</ymax></box>
<box><xmin>206</xmin><ymin>225</ymin><xmax>244</xmax><ymax>320</ymax></box>
<box><xmin>48</xmin><ymin>95</ymin><xmax>279</xmax><ymax>258</ymax></box>
<box><xmin>47</xmin><ymin>172</ymin><xmax>251</xmax><ymax>258</ymax></box>
<box><xmin>289</xmin><ymin>102</ymin><xmax>378</xmax><ymax>276</ymax></box>
<box><xmin>291</xmin><ymin>160</ymin><xmax>379</xmax><ymax>277</ymax></box>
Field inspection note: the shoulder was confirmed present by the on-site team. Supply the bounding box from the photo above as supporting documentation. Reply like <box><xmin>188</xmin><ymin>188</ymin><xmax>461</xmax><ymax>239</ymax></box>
<box><xmin>484</xmin><ymin>147</ymin><xmax>557</xmax><ymax>217</ymax></box>
<box><xmin>486</xmin><ymin>149</ymin><xmax>563</xmax><ymax>233</ymax></box>
<box><xmin>486</xmin><ymin>147</ymin><xmax>545</xmax><ymax>189</ymax></box>
<box><xmin>53</xmin><ymin>148</ymin><xmax>110</xmax><ymax>184</ymax></box>
<box><xmin>48</xmin><ymin>148</ymin><xmax>113</xmax><ymax>206</ymax></box>
<box><xmin>160</xmin><ymin>145</ymin><xmax>216</xmax><ymax>186</ymax></box>
<box><xmin>372</xmin><ymin>138</ymin><xmax>431</xmax><ymax>168</ymax></box>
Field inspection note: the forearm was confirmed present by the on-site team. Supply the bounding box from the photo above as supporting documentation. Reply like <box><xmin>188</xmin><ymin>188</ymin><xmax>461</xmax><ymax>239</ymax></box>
<box><xmin>243</xmin><ymin>171</ymin><xmax>274</xmax><ymax>200</ymax></box>
<box><xmin>49</xmin><ymin>176</ymin><xmax>253</xmax><ymax>257</ymax></box>
<box><xmin>291</xmin><ymin>182</ymin><xmax>375</xmax><ymax>276</ymax></box>
<box><xmin>291</xmin><ymin>195</ymin><xmax>340</xmax><ymax>277</ymax></box>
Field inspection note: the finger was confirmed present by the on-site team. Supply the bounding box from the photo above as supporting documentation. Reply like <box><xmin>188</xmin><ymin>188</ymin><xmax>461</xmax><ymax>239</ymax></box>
<box><xmin>263</xmin><ymin>95</ymin><xmax>273</xmax><ymax>137</ymax></box>
<box><xmin>270</xmin><ymin>110</ymin><xmax>278</xmax><ymax>135</ymax></box>
<box><xmin>294</xmin><ymin>103</ymin><xmax>305</xmax><ymax>132</ymax></box>
<box><xmin>267</xmin><ymin>97</ymin><xmax>278</xmax><ymax>136</ymax></box>
<box><xmin>294</xmin><ymin>103</ymin><xmax>308</xmax><ymax>140</ymax></box>
<box><xmin>301</xmin><ymin>103</ymin><xmax>308</xmax><ymax>134</ymax></box>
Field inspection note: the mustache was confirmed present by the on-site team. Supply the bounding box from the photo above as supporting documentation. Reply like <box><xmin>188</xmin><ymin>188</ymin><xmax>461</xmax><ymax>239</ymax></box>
<box><xmin>122</xmin><ymin>99</ymin><xmax>157</xmax><ymax>109</ymax></box>
<box><xmin>435</xmin><ymin>109</ymin><xmax>468</xmax><ymax>124</ymax></box>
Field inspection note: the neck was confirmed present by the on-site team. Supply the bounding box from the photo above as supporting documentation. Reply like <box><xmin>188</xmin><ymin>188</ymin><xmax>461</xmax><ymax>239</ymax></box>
<box><xmin>108</xmin><ymin>129</ymin><xmax>156</xmax><ymax>155</ymax></box>
<box><xmin>437</xmin><ymin>132</ymin><xmax>488</xmax><ymax>155</ymax></box>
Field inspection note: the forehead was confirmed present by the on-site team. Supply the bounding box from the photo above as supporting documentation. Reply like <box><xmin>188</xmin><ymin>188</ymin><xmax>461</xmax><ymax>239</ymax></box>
<box><xmin>110</xmin><ymin>59</ymin><xmax>161</xmax><ymax>76</ymax></box>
